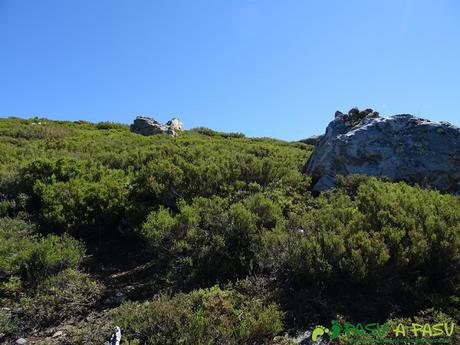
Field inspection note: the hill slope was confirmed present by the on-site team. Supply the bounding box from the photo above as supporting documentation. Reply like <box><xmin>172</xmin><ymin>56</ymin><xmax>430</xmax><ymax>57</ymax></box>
<box><xmin>0</xmin><ymin>117</ymin><xmax>458</xmax><ymax>344</ymax></box>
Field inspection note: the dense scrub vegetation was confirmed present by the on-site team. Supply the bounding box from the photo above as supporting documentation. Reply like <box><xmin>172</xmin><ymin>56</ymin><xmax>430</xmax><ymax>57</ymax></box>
<box><xmin>0</xmin><ymin>117</ymin><xmax>458</xmax><ymax>344</ymax></box>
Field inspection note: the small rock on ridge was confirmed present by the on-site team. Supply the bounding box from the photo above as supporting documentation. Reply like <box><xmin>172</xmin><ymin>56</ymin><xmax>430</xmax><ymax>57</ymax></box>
<box><xmin>130</xmin><ymin>116</ymin><xmax>184</xmax><ymax>136</ymax></box>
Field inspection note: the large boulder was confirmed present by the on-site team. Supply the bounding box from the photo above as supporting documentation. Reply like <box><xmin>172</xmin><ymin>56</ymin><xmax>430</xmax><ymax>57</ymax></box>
<box><xmin>130</xmin><ymin>116</ymin><xmax>183</xmax><ymax>137</ymax></box>
<box><xmin>305</xmin><ymin>108</ymin><xmax>460</xmax><ymax>194</ymax></box>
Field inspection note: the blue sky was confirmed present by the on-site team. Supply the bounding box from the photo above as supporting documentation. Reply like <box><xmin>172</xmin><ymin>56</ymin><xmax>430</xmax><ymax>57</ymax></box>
<box><xmin>1</xmin><ymin>0</ymin><xmax>459</xmax><ymax>140</ymax></box>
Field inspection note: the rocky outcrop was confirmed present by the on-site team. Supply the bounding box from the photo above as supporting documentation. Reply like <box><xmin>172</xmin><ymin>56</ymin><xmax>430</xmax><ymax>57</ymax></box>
<box><xmin>130</xmin><ymin>116</ymin><xmax>183</xmax><ymax>137</ymax></box>
<box><xmin>305</xmin><ymin>108</ymin><xmax>460</xmax><ymax>194</ymax></box>
<box><xmin>166</xmin><ymin>117</ymin><xmax>184</xmax><ymax>131</ymax></box>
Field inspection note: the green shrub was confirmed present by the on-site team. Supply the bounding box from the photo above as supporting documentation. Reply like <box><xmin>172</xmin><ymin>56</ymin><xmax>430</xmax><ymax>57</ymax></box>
<box><xmin>190</xmin><ymin>127</ymin><xmax>246</xmax><ymax>138</ymax></box>
<box><xmin>0</xmin><ymin>217</ymin><xmax>36</xmax><ymax>277</ymax></box>
<box><xmin>21</xmin><ymin>124</ymin><xmax>75</xmax><ymax>140</ymax></box>
<box><xmin>20</xmin><ymin>269</ymin><xmax>102</xmax><ymax>328</ymax></box>
<box><xmin>96</xmin><ymin>122</ymin><xmax>126</xmax><ymax>130</ymax></box>
<box><xmin>258</xmin><ymin>178</ymin><xmax>460</xmax><ymax>303</ymax></box>
<box><xmin>67</xmin><ymin>321</ymin><xmax>114</xmax><ymax>345</ymax></box>
<box><xmin>20</xmin><ymin>235</ymin><xmax>84</xmax><ymax>282</ymax></box>
<box><xmin>111</xmin><ymin>286</ymin><xmax>283</xmax><ymax>345</ymax></box>
<box><xmin>0</xmin><ymin>167</ymin><xmax>20</xmax><ymax>197</ymax></box>
<box><xmin>34</xmin><ymin>174</ymin><xmax>128</xmax><ymax>236</ymax></box>
<box><xmin>0</xmin><ymin>120</ymin><xmax>76</xmax><ymax>140</ymax></box>
<box><xmin>0</xmin><ymin>199</ymin><xmax>16</xmax><ymax>217</ymax></box>
<box><xmin>128</xmin><ymin>133</ymin><xmax>309</xmax><ymax>223</ymax></box>
<box><xmin>0</xmin><ymin>308</ymin><xmax>20</xmax><ymax>338</ymax></box>
<box><xmin>20</xmin><ymin>159</ymin><xmax>129</xmax><ymax>236</ymax></box>
<box><xmin>0</xmin><ymin>217</ymin><xmax>84</xmax><ymax>287</ymax></box>
<box><xmin>140</xmin><ymin>194</ymin><xmax>286</xmax><ymax>285</ymax></box>
<box><xmin>21</xmin><ymin>158</ymin><xmax>84</xmax><ymax>189</ymax></box>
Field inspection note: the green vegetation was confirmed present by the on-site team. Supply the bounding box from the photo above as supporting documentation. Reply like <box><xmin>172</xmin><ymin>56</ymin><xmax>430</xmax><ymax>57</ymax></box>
<box><xmin>111</xmin><ymin>286</ymin><xmax>283</xmax><ymax>345</ymax></box>
<box><xmin>0</xmin><ymin>117</ymin><xmax>458</xmax><ymax>344</ymax></box>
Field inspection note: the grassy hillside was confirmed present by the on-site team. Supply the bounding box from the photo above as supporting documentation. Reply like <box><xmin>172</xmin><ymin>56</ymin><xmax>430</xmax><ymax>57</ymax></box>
<box><xmin>0</xmin><ymin>117</ymin><xmax>458</xmax><ymax>344</ymax></box>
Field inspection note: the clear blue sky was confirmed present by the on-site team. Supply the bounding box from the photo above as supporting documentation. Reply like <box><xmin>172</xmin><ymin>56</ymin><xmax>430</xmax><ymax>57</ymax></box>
<box><xmin>1</xmin><ymin>0</ymin><xmax>459</xmax><ymax>140</ymax></box>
